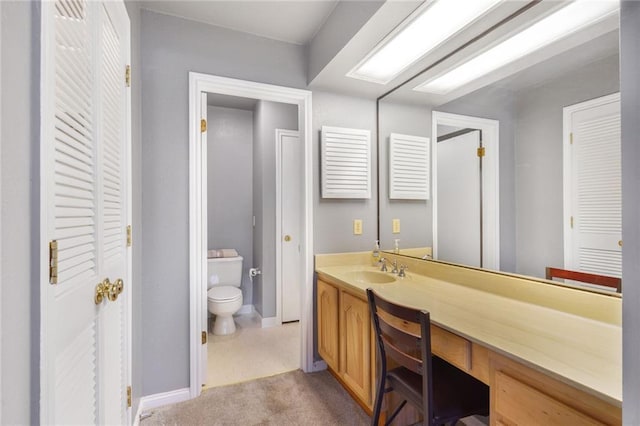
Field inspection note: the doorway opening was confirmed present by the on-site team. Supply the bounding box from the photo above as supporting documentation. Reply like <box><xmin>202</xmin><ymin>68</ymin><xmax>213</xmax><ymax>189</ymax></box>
<box><xmin>431</xmin><ymin>111</ymin><xmax>500</xmax><ymax>270</ymax></box>
<box><xmin>188</xmin><ymin>73</ymin><xmax>316</xmax><ymax>399</ymax></box>
<box><xmin>203</xmin><ymin>94</ymin><xmax>301</xmax><ymax>388</ymax></box>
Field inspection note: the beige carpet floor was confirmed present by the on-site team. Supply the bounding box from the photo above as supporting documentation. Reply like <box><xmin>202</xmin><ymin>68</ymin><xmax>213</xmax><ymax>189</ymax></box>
<box><xmin>141</xmin><ymin>369</ymin><xmax>369</xmax><ymax>425</ymax></box>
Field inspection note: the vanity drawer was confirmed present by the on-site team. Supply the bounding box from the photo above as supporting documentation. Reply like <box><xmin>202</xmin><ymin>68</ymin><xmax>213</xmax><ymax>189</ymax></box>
<box><xmin>431</xmin><ymin>325</ymin><xmax>471</xmax><ymax>372</ymax></box>
<box><xmin>494</xmin><ymin>371</ymin><xmax>604</xmax><ymax>425</ymax></box>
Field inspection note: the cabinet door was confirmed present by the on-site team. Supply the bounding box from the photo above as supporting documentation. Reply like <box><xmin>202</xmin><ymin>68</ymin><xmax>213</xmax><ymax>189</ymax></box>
<box><xmin>340</xmin><ymin>291</ymin><xmax>372</xmax><ymax>405</ymax></box>
<box><xmin>317</xmin><ymin>280</ymin><xmax>339</xmax><ymax>371</ymax></box>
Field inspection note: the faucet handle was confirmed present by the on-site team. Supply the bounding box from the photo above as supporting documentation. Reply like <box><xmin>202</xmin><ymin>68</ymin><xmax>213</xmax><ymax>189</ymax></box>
<box><xmin>379</xmin><ymin>258</ymin><xmax>388</xmax><ymax>272</ymax></box>
<box><xmin>398</xmin><ymin>265</ymin><xmax>408</xmax><ymax>278</ymax></box>
<box><xmin>391</xmin><ymin>260</ymin><xmax>399</xmax><ymax>274</ymax></box>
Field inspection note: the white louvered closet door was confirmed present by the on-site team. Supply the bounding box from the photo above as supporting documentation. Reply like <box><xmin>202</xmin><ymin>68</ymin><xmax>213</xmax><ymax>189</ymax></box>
<box><xmin>41</xmin><ymin>1</ymin><xmax>131</xmax><ymax>424</ymax></box>
<box><xmin>567</xmin><ymin>95</ymin><xmax>621</xmax><ymax>278</ymax></box>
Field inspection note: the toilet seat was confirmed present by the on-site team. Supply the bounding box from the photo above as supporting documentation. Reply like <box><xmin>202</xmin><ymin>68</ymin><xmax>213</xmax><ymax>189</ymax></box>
<box><xmin>207</xmin><ymin>286</ymin><xmax>242</xmax><ymax>302</ymax></box>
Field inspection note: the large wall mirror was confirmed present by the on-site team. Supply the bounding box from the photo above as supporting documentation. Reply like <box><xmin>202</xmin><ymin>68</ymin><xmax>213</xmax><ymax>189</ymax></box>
<box><xmin>377</xmin><ymin>0</ymin><xmax>621</xmax><ymax>290</ymax></box>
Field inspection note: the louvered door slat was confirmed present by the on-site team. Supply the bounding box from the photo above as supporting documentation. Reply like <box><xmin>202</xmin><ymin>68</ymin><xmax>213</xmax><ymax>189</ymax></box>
<box><xmin>321</xmin><ymin>126</ymin><xmax>371</xmax><ymax>199</ymax></box>
<box><xmin>389</xmin><ymin>133</ymin><xmax>430</xmax><ymax>200</ymax></box>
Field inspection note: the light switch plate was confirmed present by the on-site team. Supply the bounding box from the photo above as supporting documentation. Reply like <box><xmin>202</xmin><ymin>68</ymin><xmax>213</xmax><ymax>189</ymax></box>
<box><xmin>392</xmin><ymin>219</ymin><xmax>401</xmax><ymax>234</ymax></box>
<box><xmin>353</xmin><ymin>219</ymin><xmax>363</xmax><ymax>235</ymax></box>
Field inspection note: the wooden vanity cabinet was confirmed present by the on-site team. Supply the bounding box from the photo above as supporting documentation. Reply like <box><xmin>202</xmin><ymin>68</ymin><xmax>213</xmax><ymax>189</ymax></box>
<box><xmin>317</xmin><ymin>279</ymin><xmax>375</xmax><ymax>410</ymax></box>
<box><xmin>317</xmin><ymin>280</ymin><xmax>339</xmax><ymax>372</ymax></box>
<box><xmin>340</xmin><ymin>291</ymin><xmax>372</xmax><ymax>405</ymax></box>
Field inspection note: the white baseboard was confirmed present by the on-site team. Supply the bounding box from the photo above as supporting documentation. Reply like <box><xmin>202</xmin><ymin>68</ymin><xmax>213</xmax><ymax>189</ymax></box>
<box><xmin>310</xmin><ymin>360</ymin><xmax>328</xmax><ymax>372</ymax></box>
<box><xmin>236</xmin><ymin>304</ymin><xmax>253</xmax><ymax>315</ymax></box>
<box><xmin>254</xmin><ymin>309</ymin><xmax>281</xmax><ymax>328</ymax></box>
<box><xmin>261</xmin><ymin>316</ymin><xmax>280</xmax><ymax>328</ymax></box>
<box><xmin>136</xmin><ymin>387</ymin><xmax>190</xmax><ymax>423</ymax></box>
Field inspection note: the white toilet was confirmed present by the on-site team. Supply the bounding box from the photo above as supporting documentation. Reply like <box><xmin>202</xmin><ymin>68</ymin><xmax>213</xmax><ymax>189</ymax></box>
<box><xmin>207</xmin><ymin>255</ymin><xmax>243</xmax><ymax>335</ymax></box>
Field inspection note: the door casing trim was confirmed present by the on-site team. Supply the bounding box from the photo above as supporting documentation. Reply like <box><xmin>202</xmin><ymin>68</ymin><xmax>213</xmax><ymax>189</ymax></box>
<box><xmin>188</xmin><ymin>72</ymin><xmax>315</xmax><ymax>399</ymax></box>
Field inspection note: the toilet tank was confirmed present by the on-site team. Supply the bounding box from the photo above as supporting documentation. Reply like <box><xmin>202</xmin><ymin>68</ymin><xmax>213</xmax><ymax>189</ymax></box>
<box><xmin>207</xmin><ymin>256</ymin><xmax>243</xmax><ymax>289</ymax></box>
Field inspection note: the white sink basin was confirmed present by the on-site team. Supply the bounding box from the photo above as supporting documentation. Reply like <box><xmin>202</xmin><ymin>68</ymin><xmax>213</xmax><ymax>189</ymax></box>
<box><xmin>345</xmin><ymin>271</ymin><xmax>397</xmax><ymax>284</ymax></box>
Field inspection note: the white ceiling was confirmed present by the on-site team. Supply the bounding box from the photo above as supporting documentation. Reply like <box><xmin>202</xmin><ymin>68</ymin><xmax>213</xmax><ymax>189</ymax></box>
<box><xmin>140</xmin><ymin>0</ymin><xmax>338</xmax><ymax>45</ymax></box>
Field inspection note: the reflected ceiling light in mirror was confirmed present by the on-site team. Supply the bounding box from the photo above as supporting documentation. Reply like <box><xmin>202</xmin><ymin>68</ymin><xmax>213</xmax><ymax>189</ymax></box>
<box><xmin>347</xmin><ymin>0</ymin><xmax>502</xmax><ymax>84</ymax></box>
<box><xmin>415</xmin><ymin>0</ymin><xmax>619</xmax><ymax>94</ymax></box>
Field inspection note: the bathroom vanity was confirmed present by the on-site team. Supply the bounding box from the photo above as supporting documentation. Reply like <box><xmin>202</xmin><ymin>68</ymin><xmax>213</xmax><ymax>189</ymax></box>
<box><xmin>315</xmin><ymin>252</ymin><xmax>622</xmax><ymax>425</ymax></box>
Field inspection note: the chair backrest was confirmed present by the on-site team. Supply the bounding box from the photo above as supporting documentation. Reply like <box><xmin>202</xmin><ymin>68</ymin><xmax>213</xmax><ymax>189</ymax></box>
<box><xmin>545</xmin><ymin>267</ymin><xmax>621</xmax><ymax>293</ymax></box>
<box><xmin>367</xmin><ymin>288</ymin><xmax>433</xmax><ymax>422</ymax></box>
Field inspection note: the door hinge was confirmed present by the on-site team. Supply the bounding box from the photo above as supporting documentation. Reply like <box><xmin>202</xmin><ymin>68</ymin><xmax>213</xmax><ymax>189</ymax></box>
<box><xmin>49</xmin><ymin>240</ymin><xmax>58</xmax><ymax>285</ymax></box>
<box><xmin>126</xmin><ymin>225</ymin><xmax>132</xmax><ymax>247</ymax></box>
<box><xmin>125</xmin><ymin>65</ymin><xmax>131</xmax><ymax>87</ymax></box>
<box><xmin>200</xmin><ymin>119</ymin><xmax>207</xmax><ymax>133</ymax></box>
<box><xmin>477</xmin><ymin>146</ymin><xmax>485</xmax><ymax>157</ymax></box>
<box><xmin>570</xmin><ymin>216</ymin><xmax>574</xmax><ymax>228</ymax></box>
<box><xmin>202</xmin><ymin>331</ymin><xmax>207</xmax><ymax>344</ymax></box>
<box><xmin>570</xmin><ymin>132</ymin><xmax>574</xmax><ymax>145</ymax></box>
<box><xmin>126</xmin><ymin>386</ymin><xmax>132</xmax><ymax>408</ymax></box>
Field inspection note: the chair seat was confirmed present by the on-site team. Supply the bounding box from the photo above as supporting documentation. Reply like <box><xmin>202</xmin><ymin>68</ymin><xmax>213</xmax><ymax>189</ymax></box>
<box><xmin>386</xmin><ymin>356</ymin><xmax>489</xmax><ymax>424</ymax></box>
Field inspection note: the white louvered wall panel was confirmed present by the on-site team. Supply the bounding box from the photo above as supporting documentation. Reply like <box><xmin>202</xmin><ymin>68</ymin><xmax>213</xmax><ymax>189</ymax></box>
<box><xmin>321</xmin><ymin>126</ymin><xmax>371</xmax><ymax>199</ymax></box>
<box><xmin>54</xmin><ymin>0</ymin><xmax>97</xmax><ymax>286</ymax></box>
<box><xmin>101</xmin><ymin>6</ymin><xmax>124</xmax><ymax>262</ymax></box>
<box><xmin>572</xmin><ymin>102</ymin><xmax>621</xmax><ymax>277</ymax></box>
<box><xmin>389</xmin><ymin>133</ymin><xmax>430</xmax><ymax>200</ymax></box>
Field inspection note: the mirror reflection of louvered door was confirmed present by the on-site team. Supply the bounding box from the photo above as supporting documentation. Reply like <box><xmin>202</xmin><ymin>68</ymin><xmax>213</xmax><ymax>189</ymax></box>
<box><xmin>40</xmin><ymin>1</ymin><xmax>131</xmax><ymax>424</ymax></box>
<box><xmin>565</xmin><ymin>93</ymin><xmax>621</xmax><ymax>279</ymax></box>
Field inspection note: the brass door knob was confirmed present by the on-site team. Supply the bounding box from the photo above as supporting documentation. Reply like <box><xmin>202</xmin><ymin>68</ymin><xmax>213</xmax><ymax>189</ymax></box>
<box><xmin>95</xmin><ymin>278</ymin><xmax>124</xmax><ymax>304</ymax></box>
<box><xmin>284</xmin><ymin>235</ymin><xmax>291</xmax><ymax>242</ymax></box>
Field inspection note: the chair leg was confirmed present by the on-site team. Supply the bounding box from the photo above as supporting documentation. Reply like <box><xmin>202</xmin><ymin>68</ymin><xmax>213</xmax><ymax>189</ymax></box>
<box><xmin>385</xmin><ymin>400</ymin><xmax>407</xmax><ymax>426</ymax></box>
<box><xmin>371</xmin><ymin>376</ymin><xmax>386</xmax><ymax>426</ymax></box>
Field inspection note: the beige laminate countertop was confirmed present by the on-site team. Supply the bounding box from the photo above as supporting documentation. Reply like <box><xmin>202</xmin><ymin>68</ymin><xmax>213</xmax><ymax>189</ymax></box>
<box><xmin>315</xmin><ymin>263</ymin><xmax>622</xmax><ymax>407</ymax></box>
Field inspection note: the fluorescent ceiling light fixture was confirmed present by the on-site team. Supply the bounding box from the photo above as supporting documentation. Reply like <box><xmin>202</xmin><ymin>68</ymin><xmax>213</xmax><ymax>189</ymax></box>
<box><xmin>347</xmin><ymin>0</ymin><xmax>502</xmax><ymax>84</ymax></box>
<box><xmin>416</xmin><ymin>0</ymin><xmax>619</xmax><ymax>94</ymax></box>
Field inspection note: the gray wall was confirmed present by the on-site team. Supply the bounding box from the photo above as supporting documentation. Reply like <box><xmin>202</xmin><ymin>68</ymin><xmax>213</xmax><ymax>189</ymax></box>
<box><xmin>207</xmin><ymin>106</ymin><xmax>254</xmax><ymax>304</ymax></box>
<box><xmin>252</xmin><ymin>100</ymin><xmax>298</xmax><ymax>318</ymax></box>
<box><xmin>439</xmin><ymin>85</ymin><xmax>517</xmax><ymax>272</ymax></box>
<box><xmin>378</xmin><ymin>100</ymin><xmax>432</xmax><ymax>251</ymax></box>
<box><xmin>312</xmin><ymin>91</ymin><xmax>378</xmax><ymax>254</ymax></box>
<box><xmin>140</xmin><ymin>9</ymin><xmax>305</xmax><ymax>394</ymax></box>
<box><xmin>514</xmin><ymin>54</ymin><xmax>619</xmax><ymax>278</ymax></box>
<box><xmin>621</xmin><ymin>1</ymin><xmax>640</xmax><ymax>423</ymax></box>
<box><xmin>0</xmin><ymin>2</ymin><xmax>39</xmax><ymax>424</ymax></box>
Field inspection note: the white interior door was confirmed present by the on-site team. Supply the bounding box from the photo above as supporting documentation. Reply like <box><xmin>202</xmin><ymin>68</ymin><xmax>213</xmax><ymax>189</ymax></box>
<box><xmin>41</xmin><ymin>1</ymin><xmax>131</xmax><ymax>424</ymax></box>
<box><xmin>437</xmin><ymin>130</ymin><xmax>482</xmax><ymax>267</ymax></box>
<box><xmin>565</xmin><ymin>94</ymin><xmax>621</xmax><ymax>277</ymax></box>
<box><xmin>279</xmin><ymin>130</ymin><xmax>301</xmax><ymax>323</ymax></box>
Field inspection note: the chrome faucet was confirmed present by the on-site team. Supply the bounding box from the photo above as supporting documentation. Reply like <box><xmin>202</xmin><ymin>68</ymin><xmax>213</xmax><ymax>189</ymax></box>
<box><xmin>391</xmin><ymin>260</ymin><xmax>399</xmax><ymax>274</ymax></box>
<box><xmin>398</xmin><ymin>265</ymin><xmax>408</xmax><ymax>278</ymax></box>
<box><xmin>379</xmin><ymin>258</ymin><xmax>388</xmax><ymax>272</ymax></box>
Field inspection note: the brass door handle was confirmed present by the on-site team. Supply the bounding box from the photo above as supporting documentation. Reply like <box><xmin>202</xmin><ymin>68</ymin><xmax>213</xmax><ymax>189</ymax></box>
<box><xmin>284</xmin><ymin>235</ymin><xmax>291</xmax><ymax>242</ymax></box>
<box><xmin>95</xmin><ymin>278</ymin><xmax>124</xmax><ymax>304</ymax></box>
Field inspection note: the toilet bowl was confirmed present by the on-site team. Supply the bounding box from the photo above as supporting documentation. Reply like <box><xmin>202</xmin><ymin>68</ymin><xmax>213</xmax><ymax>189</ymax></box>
<box><xmin>207</xmin><ymin>255</ymin><xmax>243</xmax><ymax>335</ymax></box>
<box><xmin>207</xmin><ymin>286</ymin><xmax>243</xmax><ymax>335</ymax></box>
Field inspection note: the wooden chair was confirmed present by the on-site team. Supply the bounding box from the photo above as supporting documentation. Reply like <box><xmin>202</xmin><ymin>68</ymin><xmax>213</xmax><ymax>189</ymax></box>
<box><xmin>366</xmin><ymin>288</ymin><xmax>489</xmax><ymax>426</ymax></box>
<box><xmin>545</xmin><ymin>267</ymin><xmax>621</xmax><ymax>293</ymax></box>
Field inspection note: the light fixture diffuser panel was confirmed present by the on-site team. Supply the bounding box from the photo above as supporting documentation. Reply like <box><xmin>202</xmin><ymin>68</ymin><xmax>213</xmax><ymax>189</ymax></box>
<box><xmin>415</xmin><ymin>0</ymin><xmax>619</xmax><ymax>94</ymax></box>
<box><xmin>347</xmin><ymin>0</ymin><xmax>503</xmax><ymax>85</ymax></box>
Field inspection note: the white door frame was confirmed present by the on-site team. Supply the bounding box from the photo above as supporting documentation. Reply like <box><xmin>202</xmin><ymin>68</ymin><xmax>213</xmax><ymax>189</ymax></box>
<box><xmin>562</xmin><ymin>92</ymin><xmax>621</xmax><ymax>270</ymax></box>
<box><xmin>431</xmin><ymin>111</ymin><xmax>500</xmax><ymax>270</ymax></box>
<box><xmin>188</xmin><ymin>73</ymin><xmax>316</xmax><ymax>399</ymax></box>
<box><xmin>275</xmin><ymin>129</ymin><xmax>300</xmax><ymax>324</ymax></box>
